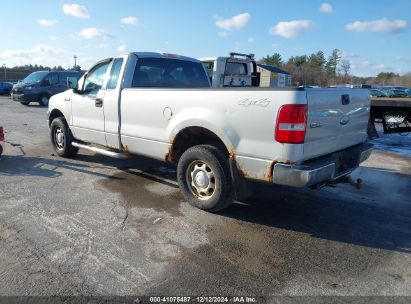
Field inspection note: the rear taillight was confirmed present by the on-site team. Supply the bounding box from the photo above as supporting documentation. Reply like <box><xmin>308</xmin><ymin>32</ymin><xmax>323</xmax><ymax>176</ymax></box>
<box><xmin>275</xmin><ymin>104</ymin><xmax>307</xmax><ymax>144</ymax></box>
<box><xmin>0</xmin><ymin>127</ymin><xmax>4</xmax><ymax>141</ymax></box>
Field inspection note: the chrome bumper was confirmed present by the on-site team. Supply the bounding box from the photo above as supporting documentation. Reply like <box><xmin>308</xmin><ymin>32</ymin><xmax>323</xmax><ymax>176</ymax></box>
<box><xmin>272</xmin><ymin>143</ymin><xmax>373</xmax><ymax>188</ymax></box>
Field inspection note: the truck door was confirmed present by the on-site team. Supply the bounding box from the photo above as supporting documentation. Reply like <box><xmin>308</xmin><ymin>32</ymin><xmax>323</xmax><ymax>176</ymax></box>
<box><xmin>103</xmin><ymin>57</ymin><xmax>126</xmax><ymax>148</ymax></box>
<box><xmin>71</xmin><ymin>60</ymin><xmax>111</xmax><ymax>146</ymax></box>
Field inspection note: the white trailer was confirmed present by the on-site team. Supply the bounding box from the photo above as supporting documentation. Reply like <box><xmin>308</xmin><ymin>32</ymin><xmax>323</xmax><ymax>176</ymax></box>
<box><xmin>199</xmin><ymin>53</ymin><xmax>258</xmax><ymax>88</ymax></box>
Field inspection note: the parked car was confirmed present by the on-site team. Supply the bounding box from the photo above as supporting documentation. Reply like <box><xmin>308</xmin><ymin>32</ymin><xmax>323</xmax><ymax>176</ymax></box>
<box><xmin>391</xmin><ymin>89</ymin><xmax>407</xmax><ymax>97</ymax></box>
<box><xmin>48</xmin><ymin>52</ymin><xmax>372</xmax><ymax>212</ymax></box>
<box><xmin>380</xmin><ymin>88</ymin><xmax>395</xmax><ymax>97</ymax></box>
<box><xmin>12</xmin><ymin>70</ymin><xmax>83</xmax><ymax>106</ymax></box>
<box><xmin>0</xmin><ymin>82</ymin><xmax>13</xmax><ymax>95</ymax></box>
<box><xmin>369</xmin><ymin>89</ymin><xmax>386</xmax><ymax>97</ymax></box>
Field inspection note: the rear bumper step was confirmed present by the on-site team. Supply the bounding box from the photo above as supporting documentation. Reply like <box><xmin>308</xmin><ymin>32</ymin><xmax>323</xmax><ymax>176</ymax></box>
<box><xmin>71</xmin><ymin>142</ymin><xmax>130</xmax><ymax>159</ymax></box>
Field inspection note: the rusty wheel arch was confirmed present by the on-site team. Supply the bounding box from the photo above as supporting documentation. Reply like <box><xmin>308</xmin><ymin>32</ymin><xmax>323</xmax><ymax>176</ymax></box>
<box><xmin>166</xmin><ymin>126</ymin><xmax>232</xmax><ymax>164</ymax></box>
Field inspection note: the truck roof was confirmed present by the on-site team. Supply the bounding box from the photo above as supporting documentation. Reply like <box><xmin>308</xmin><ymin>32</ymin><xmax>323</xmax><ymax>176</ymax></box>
<box><xmin>131</xmin><ymin>52</ymin><xmax>201</xmax><ymax>63</ymax></box>
<box><xmin>199</xmin><ymin>56</ymin><xmax>251</xmax><ymax>62</ymax></box>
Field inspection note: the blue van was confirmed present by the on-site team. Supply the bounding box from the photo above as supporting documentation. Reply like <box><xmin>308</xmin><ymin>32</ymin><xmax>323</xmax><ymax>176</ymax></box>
<box><xmin>12</xmin><ymin>71</ymin><xmax>83</xmax><ymax>106</ymax></box>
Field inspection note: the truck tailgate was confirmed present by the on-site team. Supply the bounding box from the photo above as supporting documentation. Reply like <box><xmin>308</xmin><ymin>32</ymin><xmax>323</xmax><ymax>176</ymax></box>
<box><xmin>303</xmin><ymin>88</ymin><xmax>370</xmax><ymax>160</ymax></box>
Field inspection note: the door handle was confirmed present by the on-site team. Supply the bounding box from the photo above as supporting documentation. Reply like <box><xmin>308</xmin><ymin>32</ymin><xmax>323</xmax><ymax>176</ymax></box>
<box><xmin>95</xmin><ymin>98</ymin><xmax>103</xmax><ymax>107</ymax></box>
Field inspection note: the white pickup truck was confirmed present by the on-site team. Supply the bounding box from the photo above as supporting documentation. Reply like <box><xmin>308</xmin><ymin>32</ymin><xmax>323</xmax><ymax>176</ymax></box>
<box><xmin>48</xmin><ymin>52</ymin><xmax>372</xmax><ymax>212</ymax></box>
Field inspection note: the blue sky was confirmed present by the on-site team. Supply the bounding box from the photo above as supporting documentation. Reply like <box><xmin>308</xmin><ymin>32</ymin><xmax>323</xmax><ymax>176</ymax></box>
<box><xmin>0</xmin><ymin>0</ymin><xmax>410</xmax><ymax>76</ymax></box>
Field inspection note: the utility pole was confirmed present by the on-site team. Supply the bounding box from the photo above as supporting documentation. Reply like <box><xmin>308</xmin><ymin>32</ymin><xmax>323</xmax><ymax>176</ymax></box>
<box><xmin>73</xmin><ymin>55</ymin><xmax>77</xmax><ymax>69</ymax></box>
<box><xmin>2</xmin><ymin>64</ymin><xmax>6</xmax><ymax>81</ymax></box>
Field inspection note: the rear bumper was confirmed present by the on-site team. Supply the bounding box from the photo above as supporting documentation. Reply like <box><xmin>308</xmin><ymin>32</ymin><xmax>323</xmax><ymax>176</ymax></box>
<box><xmin>272</xmin><ymin>142</ymin><xmax>373</xmax><ymax>187</ymax></box>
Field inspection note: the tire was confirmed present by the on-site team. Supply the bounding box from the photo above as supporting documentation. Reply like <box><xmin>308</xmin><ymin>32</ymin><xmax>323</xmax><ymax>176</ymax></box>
<box><xmin>39</xmin><ymin>95</ymin><xmax>49</xmax><ymax>107</ymax></box>
<box><xmin>50</xmin><ymin>117</ymin><xmax>78</xmax><ymax>158</ymax></box>
<box><xmin>0</xmin><ymin>144</ymin><xmax>3</xmax><ymax>156</ymax></box>
<box><xmin>20</xmin><ymin>101</ymin><xmax>30</xmax><ymax>106</ymax></box>
<box><xmin>177</xmin><ymin>145</ymin><xmax>233</xmax><ymax>212</ymax></box>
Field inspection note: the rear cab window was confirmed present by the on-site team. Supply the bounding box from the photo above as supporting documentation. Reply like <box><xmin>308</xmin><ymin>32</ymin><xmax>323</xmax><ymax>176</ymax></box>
<box><xmin>131</xmin><ymin>57</ymin><xmax>209</xmax><ymax>88</ymax></box>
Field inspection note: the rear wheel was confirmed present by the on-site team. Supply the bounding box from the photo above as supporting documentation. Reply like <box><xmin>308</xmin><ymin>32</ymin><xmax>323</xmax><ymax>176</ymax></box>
<box><xmin>50</xmin><ymin>117</ymin><xmax>78</xmax><ymax>158</ymax></box>
<box><xmin>39</xmin><ymin>95</ymin><xmax>49</xmax><ymax>107</ymax></box>
<box><xmin>177</xmin><ymin>145</ymin><xmax>233</xmax><ymax>212</ymax></box>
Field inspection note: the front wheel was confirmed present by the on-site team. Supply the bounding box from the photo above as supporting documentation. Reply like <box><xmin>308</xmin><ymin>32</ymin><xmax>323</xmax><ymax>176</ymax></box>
<box><xmin>0</xmin><ymin>144</ymin><xmax>3</xmax><ymax>156</ymax></box>
<box><xmin>50</xmin><ymin>117</ymin><xmax>78</xmax><ymax>158</ymax></box>
<box><xmin>177</xmin><ymin>145</ymin><xmax>233</xmax><ymax>212</ymax></box>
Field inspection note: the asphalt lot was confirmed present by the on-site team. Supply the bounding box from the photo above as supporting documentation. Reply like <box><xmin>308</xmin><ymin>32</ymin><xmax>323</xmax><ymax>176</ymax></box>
<box><xmin>0</xmin><ymin>95</ymin><xmax>410</xmax><ymax>296</ymax></box>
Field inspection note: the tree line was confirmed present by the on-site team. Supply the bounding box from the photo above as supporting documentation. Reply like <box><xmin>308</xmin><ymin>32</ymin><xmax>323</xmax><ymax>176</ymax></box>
<box><xmin>259</xmin><ymin>50</ymin><xmax>411</xmax><ymax>87</ymax></box>
<box><xmin>1</xmin><ymin>64</ymin><xmax>82</xmax><ymax>82</ymax></box>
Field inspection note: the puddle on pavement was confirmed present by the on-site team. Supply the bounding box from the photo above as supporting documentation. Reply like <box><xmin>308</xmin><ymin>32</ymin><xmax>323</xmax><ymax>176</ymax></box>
<box><xmin>97</xmin><ymin>167</ymin><xmax>183</xmax><ymax>216</ymax></box>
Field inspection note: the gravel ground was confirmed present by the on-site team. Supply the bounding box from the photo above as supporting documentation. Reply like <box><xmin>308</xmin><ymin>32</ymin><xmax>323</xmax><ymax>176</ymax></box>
<box><xmin>0</xmin><ymin>96</ymin><xmax>410</xmax><ymax>297</ymax></box>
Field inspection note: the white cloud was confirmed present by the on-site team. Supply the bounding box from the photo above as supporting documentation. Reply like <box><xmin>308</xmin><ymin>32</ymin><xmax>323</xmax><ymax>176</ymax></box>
<box><xmin>78</xmin><ymin>27</ymin><xmax>112</xmax><ymax>39</ymax></box>
<box><xmin>272</xmin><ymin>42</ymin><xmax>280</xmax><ymax>48</ymax></box>
<box><xmin>77</xmin><ymin>56</ymin><xmax>102</xmax><ymax>69</ymax></box>
<box><xmin>32</xmin><ymin>44</ymin><xmax>63</xmax><ymax>55</ymax></box>
<box><xmin>96</xmin><ymin>43</ymin><xmax>109</xmax><ymax>49</ymax></box>
<box><xmin>361</xmin><ymin>60</ymin><xmax>370</xmax><ymax>67</ymax></box>
<box><xmin>1</xmin><ymin>49</ymin><xmax>31</xmax><ymax>59</ymax></box>
<box><xmin>121</xmin><ymin>16</ymin><xmax>139</xmax><ymax>25</ymax></box>
<box><xmin>117</xmin><ymin>44</ymin><xmax>127</xmax><ymax>52</ymax></box>
<box><xmin>218</xmin><ymin>31</ymin><xmax>230</xmax><ymax>38</ymax></box>
<box><xmin>347</xmin><ymin>59</ymin><xmax>396</xmax><ymax>76</ymax></box>
<box><xmin>62</xmin><ymin>4</ymin><xmax>90</xmax><ymax>19</ymax></box>
<box><xmin>215</xmin><ymin>13</ymin><xmax>251</xmax><ymax>31</ymax></box>
<box><xmin>49</xmin><ymin>35</ymin><xmax>59</xmax><ymax>40</ymax></box>
<box><xmin>396</xmin><ymin>56</ymin><xmax>411</xmax><ymax>62</ymax></box>
<box><xmin>319</xmin><ymin>3</ymin><xmax>333</xmax><ymax>13</ymax></box>
<box><xmin>346</xmin><ymin>18</ymin><xmax>408</xmax><ymax>33</ymax></box>
<box><xmin>341</xmin><ymin>51</ymin><xmax>358</xmax><ymax>59</ymax></box>
<box><xmin>269</xmin><ymin>20</ymin><xmax>314</xmax><ymax>38</ymax></box>
<box><xmin>248</xmin><ymin>37</ymin><xmax>255</xmax><ymax>43</ymax></box>
<box><xmin>38</xmin><ymin>19</ymin><xmax>58</xmax><ymax>26</ymax></box>
<box><xmin>361</xmin><ymin>60</ymin><xmax>388</xmax><ymax>71</ymax></box>
<box><xmin>0</xmin><ymin>44</ymin><xmax>67</xmax><ymax>67</ymax></box>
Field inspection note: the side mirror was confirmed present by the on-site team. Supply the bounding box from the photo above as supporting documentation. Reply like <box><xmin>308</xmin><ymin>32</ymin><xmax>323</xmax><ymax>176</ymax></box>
<box><xmin>67</xmin><ymin>77</ymin><xmax>79</xmax><ymax>91</ymax></box>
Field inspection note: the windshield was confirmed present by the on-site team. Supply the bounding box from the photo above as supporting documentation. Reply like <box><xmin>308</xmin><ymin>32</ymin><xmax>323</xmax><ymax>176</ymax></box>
<box><xmin>23</xmin><ymin>71</ymin><xmax>49</xmax><ymax>84</ymax></box>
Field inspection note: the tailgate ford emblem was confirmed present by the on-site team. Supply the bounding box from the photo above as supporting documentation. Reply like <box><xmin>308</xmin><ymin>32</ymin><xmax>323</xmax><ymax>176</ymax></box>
<box><xmin>340</xmin><ymin>115</ymin><xmax>350</xmax><ymax>125</ymax></box>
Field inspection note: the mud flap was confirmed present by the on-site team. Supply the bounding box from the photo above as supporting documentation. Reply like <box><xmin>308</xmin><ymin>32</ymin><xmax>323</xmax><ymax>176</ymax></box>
<box><xmin>229</xmin><ymin>158</ymin><xmax>252</xmax><ymax>201</ymax></box>
<box><xmin>367</xmin><ymin>118</ymin><xmax>379</xmax><ymax>140</ymax></box>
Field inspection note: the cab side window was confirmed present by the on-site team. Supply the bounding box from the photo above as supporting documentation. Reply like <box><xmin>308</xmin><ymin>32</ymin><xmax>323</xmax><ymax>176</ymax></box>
<box><xmin>83</xmin><ymin>62</ymin><xmax>110</xmax><ymax>92</ymax></box>
<box><xmin>107</xmin><ymin>58</ymin><xmax>124</xmax><ymax>90</ymax></box>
